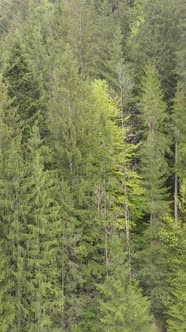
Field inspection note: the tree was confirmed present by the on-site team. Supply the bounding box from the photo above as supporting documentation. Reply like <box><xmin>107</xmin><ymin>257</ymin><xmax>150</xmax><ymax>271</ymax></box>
<box><xmin>0</xmin><ymin>78</ymin><xmax>25</xmax><ymax>330</ymax></box>
<box><xmin>160</xmin><ymin>182</ymin><xmax>186</xmax><ymax>332</ymax></box>
<box><xmin>171</xmin><ymin>83</ymin><xmax>186</xmax><ymax>220</ymax></box>
<box><xmin>3</xmin><ymin>36</ymin><xmax>44</xmax><ymax>141</ymax></box>
<box><xmin>47</xmin><ymin>47</ymin><xmax>101</xmax><ymax>329</ymax></box>
<box><xmin>139</xmin><ymin>65</ymin><xmax>169</xmax><ymax>223</ymax></box>
<box><xmin>172</xmin><ymin>83</ymin><xmax>186</xmax><ymax>180</ymax></box>
<box><xmin>98</xmin><ymin>234</ymin><xmax>156</xmax><ymax>332</ymax></box>
<box><xmin>128</xmin><ymin>0</ymin><xmax>179</xmax><ymax>102</ymax></box>
<box><xmin>139</xmin><ymin>63</ymin><xmax>169</xmax><ymax>222</ymax></box>
<box><xmin>174</xmin><ymin>0</ymin><xmax>186</xmax><ymax>87</ymax></box>
<box><xmin>22</xmin><ymin>123</ymin><xmax>64</xmax><ymax>330</ymax></box>
<box><xmin>138</xmin><ymin>64</ymin><xmax>170</xmax><ymax>329</ymax></box>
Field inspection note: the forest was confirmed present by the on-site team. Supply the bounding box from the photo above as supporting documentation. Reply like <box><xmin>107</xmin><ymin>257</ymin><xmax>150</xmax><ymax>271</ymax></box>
<box><xmin>0</xmin><ymin>0</ymin><xmax>185</xmax><ymax>331</ymax></box>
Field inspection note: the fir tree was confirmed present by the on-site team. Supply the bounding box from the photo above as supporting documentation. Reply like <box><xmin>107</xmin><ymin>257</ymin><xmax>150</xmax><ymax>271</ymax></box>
<box><xmin>0</xmin><ymin>79</ymin><xmax>25</xmax><ymax>330</ymax></box>
<box><xmin>98</xmin><ymin>234</ymin><xmax>156</xmax><ymax>332</ymax></box>
<box><xmin>139</xmin><ymin>63</ymin><xmax>169</xmax><ymax>222</ymax></box>
<box><xmin>22</xmin><ymin>123</ymin><xmax>64</xmax><ymax>330</ymax></box>
<box><xmin>3</xmin><ymin>37</ymin><xmax>43</xmax><ymax>141</ymax></box>
<box><xmin>48</xmin><ymin>48</ymin><xmax>92</xmax><ymax>329</ymax></box>
<box><xmin>138</xmin><ymin>64</ymin><xmax>170</xmax><ymax>329</ymax></box>
<box><xmin>172</xmin><ymin>83</ymin><xmax>186</xmax><ymax>180</ymax></box>
<box><xmin>160</xmin><ymin>192</ymin><xmax>186</xmax><ymax>332</ymax></box>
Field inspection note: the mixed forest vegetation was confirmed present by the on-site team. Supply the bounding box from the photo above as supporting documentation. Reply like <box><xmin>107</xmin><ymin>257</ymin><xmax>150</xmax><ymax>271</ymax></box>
<box><xmin>0</xmin><ymin>0</ymin><xmax>186</xmax><ymax>331</ymax></box>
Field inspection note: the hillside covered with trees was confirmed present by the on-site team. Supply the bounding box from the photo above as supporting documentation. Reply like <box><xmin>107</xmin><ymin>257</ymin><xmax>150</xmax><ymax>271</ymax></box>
<box><xmin>0</xmin><ymin>0</ymin><xmax>185</xmax><ymax>331</ymax></box>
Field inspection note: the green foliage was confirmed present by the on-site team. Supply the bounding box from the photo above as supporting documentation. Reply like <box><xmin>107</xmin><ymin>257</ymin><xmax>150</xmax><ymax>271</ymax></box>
<box><xmin>172</xmin><ymin>83</ymin><xmax>186</xmax><ymax>179</ymax></box>
<box><xmin>128</xmin><ymin>0</ymin><xmax>179</xmax><ymax>101</ymax></box>
<box><xmin>138</xmin><ymin>64</ymin><xmax>171</xmax><ymax>330</ymax></box>
<box><xmin>98</xmin><ymin>235</ymin><xmax>155</xmax><ymax>332</ymax></box>
<box><xmin>3</xmin><ymin>37</ymin><xmax>43</xmax><ymax>140</ymax></box>
<box><xmin>22</xmin><ymin>123</ymin><xmax>64</xmax><ymax>330</ymax></box>
<box><xmin>0</xmin><ymin>86</ymin><xmax>27</xmax><ymax>330</ymax></box>
<box><xmin>139</xmin><ymin>63</ymin><xmax>170</xmax><ymax>220</ymax></box>
<box><xmin>160</xmin><ymin>211</ymin><xmax>186</xmax><ymax>331</ymax></box>
<box><xmin>174</xmin><ymin>0</ymin><xmax>186</xmax><ymax>86</ymax></box>
<box><xmin>0</xmin><ymin>1</ymin><xmax>185</xmax><ymax>331</ymax></box>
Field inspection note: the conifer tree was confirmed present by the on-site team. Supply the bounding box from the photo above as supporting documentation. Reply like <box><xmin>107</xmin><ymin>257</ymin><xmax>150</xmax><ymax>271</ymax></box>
<box><xmin>48</xmin><ymin>47</ymin><xmax>142</xmax><ymax>328</ymax></box>
<box><xmin>1</xmin><ymin>2</ymin><xmax>186</xmax><ymax>330</ymax></box>
<box><xmin>98</xmin><ymin>234</ymin><xmax>156</xmax><ymax>332</ymax></box>
<box><xmin>52</xmin><ymin>0</ymin><xmax>98</xmax><ymax>77</ymax></box>
<box><xmin>172</xmin><ymin>83</ymin><xmax>186</xmax><ymax>180</ymax></box>
<box><xmin>139</xmin><ymin>63</ymin><xmax>169</xmax><ymax>222</ymax></box>
<box><xmin>138</xmin><ymin>64</ymin><xmax>170</xmax><ymax>329</ymax></box>
<box><xmin>160</xmin><ymin>183</ymin><xmax>186</xmax><ymax>332</ymax></box>
<box><xmin>172</xmin><ymin>83</ymin><xmax>186</xmax><ymax>220</ymax></box>
<box><xmin>22</xmin><ymin>123</ymin><xmax>64</xmax><ymax>330</ymax></box>
<box><xmin>130</xmin><ymin>0</ymin><xmax>179</xmax><ymax>101</ymax></box>
<box><xmin>94</xmin><ymin>0</ymin><xmax>123</xmax><ymax>89</ymax></box>
<box><xmin>0</xmin><ymin>79</ymin><xmax>26</xmax><ymax>330</ymax></box>
<box><xmin>3</xmin><ymin>37</ymin><xmax>44</xmax><ymax>141</ymax></box>
<box><xmin>48</xmin><ymin>48</ymin><xmax>94</xmax><ymax>329</ymax></box>
<box><xmin>175</xmin><ymin>0</ymin><xmax>186</xmax><ymax>86</ymax></box>
<box><xmin>77</xmin><ymin>79</ymin><xmax>146</xmax><ymax>330</ymax></box>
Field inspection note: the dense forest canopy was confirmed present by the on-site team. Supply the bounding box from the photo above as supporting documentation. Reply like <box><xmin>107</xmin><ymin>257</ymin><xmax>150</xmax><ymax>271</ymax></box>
<box><xmin>0</xmin><ymin>0</ymin><xmax>186</xmax><ymax>331</ymax></box>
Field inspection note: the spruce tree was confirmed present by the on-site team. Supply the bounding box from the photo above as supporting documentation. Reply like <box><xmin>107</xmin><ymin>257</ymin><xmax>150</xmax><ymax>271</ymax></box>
<box><xmin>48</xmin><ymin>47</ymin><xmax>93</xmax><ymax>329</ymax></box>
<box><xmin>0</xmin><ymin>79</ymin><xmax>26</xmax><ymax>330</ymax></box>
<box><xmin>3</xmin><ymin>37</ymin><xmax>44</xmax><ymax>141</ymax></box>
<box><xmin>172</xmin><ymin>83</ymin><xmax>186</xmax><ymax>220</ymax></box>
<box><xmin>138</xmin><ymin>64</ymin><xmax>170</xmax><ymax>329</ymax></box>
<box><xmin>22</xmin><ymin>123</ymin><xmax>64</xmax><ymax>331</ymax></box>
<box><xmin>172</xmin><ymin>83</ymin><xmax>186</xmax><ymax>180</ymax></box>
<box><xmin>94</xmin><ymin>0</ymin><xmax>123</xmax><ymax>89</ymax></box>
<box><xmin>175</xmin><ymin>0</ymin><xmax>186</xmax><ymax>86</ymax></box>
<box><xmin>139</xmin><ymin>63</ymin><xmax>169</xmax><ymax>222</ymax></box>
<box><xmin>160</xmin><ymin>187</ymin><xmax>186</xmax><ymax>332</ymax></box>
<box><xmin>98</xmin><ymin>234</ymin><xmax>156</xmax><ymax>332</ymax></box>
<box><xmin>129</xmin><ymin>0</ymin><xmax>179</xmax><ymax>101</ymax></box>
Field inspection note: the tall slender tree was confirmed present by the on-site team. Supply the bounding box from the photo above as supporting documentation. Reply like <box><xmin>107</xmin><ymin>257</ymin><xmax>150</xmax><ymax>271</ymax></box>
<box><xmin>22</xmin><ymin>123</ymin><xmax>64</xmax><ymax>330</ymax></box>
<box><xmin>0</xmin><ymin>78</ymin><xmax>25</xmax><ymax>330</ymax></box>
<box><xmin>139</xmin><ymin>63</ymin><xmax>169</xmax><ymax>222</ymax></box>
<box><xmin>138</xmin><ymin>64</ymin><xmax>170</xmax><ymax>330</ymax></box>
